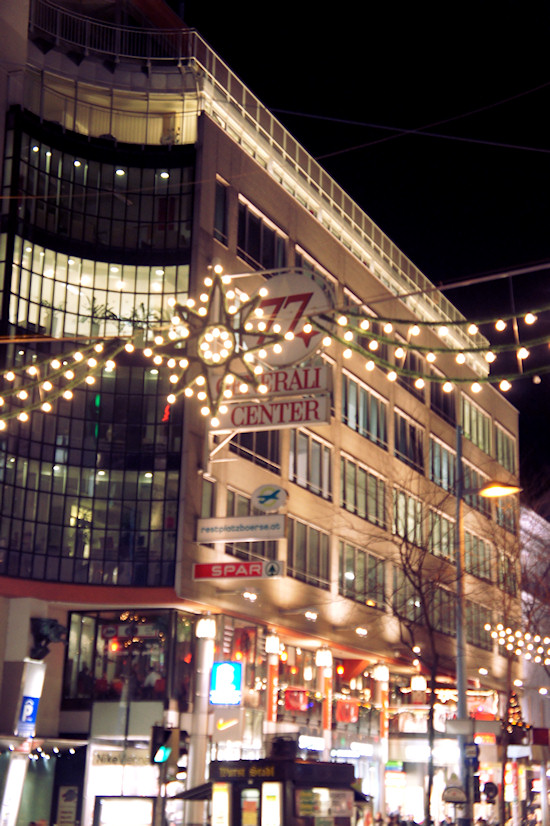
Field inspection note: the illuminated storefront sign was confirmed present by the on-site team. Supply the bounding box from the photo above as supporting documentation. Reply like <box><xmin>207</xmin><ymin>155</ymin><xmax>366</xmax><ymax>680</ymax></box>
<box><xmin>261</xmin><ymin>782</ymin><xmax>283</xmax><ymax>826</ymax></box>
<box><xmin>210</xmin><ymin>662</ymin><xmax>243</xmax><ymax>706</ymax></box>
<box><xmin>213</xmin><ymin>394</ymin><xmax>330</xmax><ymax>433</ymax></box>
<box><xmin>212</xmin><ymin>783</ymin><xmax>231</xmax><ymax>826</ymax></box>
<box><xmin>298</xmin><ymin>735</ymin><xmax>325</xmax><ymax>751</ymax></box>
<box><xmin>235</xmin><ymin>365</ymin><xmax>328</xmax><ymax>398</ymax></box>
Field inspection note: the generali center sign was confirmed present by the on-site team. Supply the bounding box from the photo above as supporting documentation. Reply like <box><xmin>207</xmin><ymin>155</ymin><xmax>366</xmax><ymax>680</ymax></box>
<box><xmin>212</xmin><ymin>272</ymin><xmax>333</xmax><ymax>433</ymax></box>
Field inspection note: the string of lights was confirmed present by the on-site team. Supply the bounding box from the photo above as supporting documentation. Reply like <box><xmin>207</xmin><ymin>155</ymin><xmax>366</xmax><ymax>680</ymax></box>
<box><xmin>484</xmin><ymin>622</ymin><xmax>550</xmax><ymax>665</ymax></box>
<box><xmin>2</xmin><ymin>266</ymin><xmax>550</xmax><ymax>430</ymax></box>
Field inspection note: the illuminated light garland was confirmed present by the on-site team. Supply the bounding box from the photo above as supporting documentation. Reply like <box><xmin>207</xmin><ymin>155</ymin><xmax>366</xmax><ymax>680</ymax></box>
<box><xmin>4</xmin><ymin>268</ymin><xmax>550</xmax><ymax>429</ymax></box>
<box><xmin>484</xmin><ymin>622</ymin><xmax>550</xmax><ymax>663</ymax></box>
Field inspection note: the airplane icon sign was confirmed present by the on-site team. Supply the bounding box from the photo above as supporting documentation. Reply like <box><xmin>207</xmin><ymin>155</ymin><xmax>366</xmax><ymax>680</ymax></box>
<box><xmin>251</xmin><ymin>484</ymin><xmax>287</xmax><ymax>513</ymax></box>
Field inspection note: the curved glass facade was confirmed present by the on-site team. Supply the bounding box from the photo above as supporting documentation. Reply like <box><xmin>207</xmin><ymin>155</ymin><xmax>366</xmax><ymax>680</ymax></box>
<box><xmin>0</xmin><ymin>107</ymin><xmax>194</xmax><ymax>585</ymax></box>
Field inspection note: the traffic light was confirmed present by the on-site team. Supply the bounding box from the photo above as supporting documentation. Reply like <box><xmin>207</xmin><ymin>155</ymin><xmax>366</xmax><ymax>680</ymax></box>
<box><xmin>150</xmin><ymin>725</ymin><xmax>173</xmax><ymax>764</ymax></box>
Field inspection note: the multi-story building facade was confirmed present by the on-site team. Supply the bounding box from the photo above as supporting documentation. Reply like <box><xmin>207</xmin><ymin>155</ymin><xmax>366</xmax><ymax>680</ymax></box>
<box><xmin>0</xmin><ymin>3</ymin><xmax>522</xmax><ymax>826</ymax></box>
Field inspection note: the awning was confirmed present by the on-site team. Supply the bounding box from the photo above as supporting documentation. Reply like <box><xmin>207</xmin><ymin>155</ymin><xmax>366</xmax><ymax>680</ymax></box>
<box><xmin>175</xmin><ymin>782</ymin><xmax>212</xmax><ymax>801</ymax></box>
<box><xmin>175</xmin><ymin>780</ymin><xmax>371</xmax><ymax>803</ymax></box>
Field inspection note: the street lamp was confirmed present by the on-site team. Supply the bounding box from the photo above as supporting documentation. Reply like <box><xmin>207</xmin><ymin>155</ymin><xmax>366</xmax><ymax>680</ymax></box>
<box><xmin>455</xmin><ymin>425</ymin><xmax>520</xmax><ymax>826</ymax></box>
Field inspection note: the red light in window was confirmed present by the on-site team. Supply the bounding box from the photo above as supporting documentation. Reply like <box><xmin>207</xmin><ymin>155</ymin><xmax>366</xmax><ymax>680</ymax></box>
<box><xmin>280</xmin><ymin>651</ymin><xmax>288</xmax><ymax>662</ymax></box>
<box><xmin>235</xmin><ymin>651</ymin><xmax>243</xmax><ymax>661</ymax></box>
<box><xmin>290</xmin><ymin>666</ymin><xmax>298</xmax><ymax>675</ymax></box>
<box><xmin>108</xmin><ymin>638</ymin><xmax>120</xmax><ymax>653</ymax></box>
<box><xmin>337</xmin><ymin>665</ymin><xmax>345</xmax><ymax>676</ymax></box>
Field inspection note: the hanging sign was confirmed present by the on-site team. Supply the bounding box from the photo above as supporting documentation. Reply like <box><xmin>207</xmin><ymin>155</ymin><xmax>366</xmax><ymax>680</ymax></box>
<box><xmin>212</xmin><ymin>394</ymin><xmax>330</xmax><ymax>433</ymax></box>
<box><xmin>245</xmin><ymin>273</ymin><xmax>333</xmax><ymax>366</ymax></box>
<box><xmin>14</xmin><ymin>659</ymin><xmax>46</xmax><ymax>738</ymax></box>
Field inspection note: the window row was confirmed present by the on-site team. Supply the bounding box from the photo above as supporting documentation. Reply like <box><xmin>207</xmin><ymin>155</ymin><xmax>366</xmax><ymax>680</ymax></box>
<box><xmin>215</xmin><ymin>190</ymin><xmax>516</xmax><ymax>473</ymax></box>
<box><xmin>7</xmin><ymin>124</ymin><xmax>194</xmax><ymax>252</ymax></box>
<box><xmin>9</xmin><ymin>238</ymin><xmax>188</xmax><ymax>341</ymax></box>
<box><xmin>340</xmin><ymin>456</ymin><xmax>386</xmax><ymax>528</ymax></box>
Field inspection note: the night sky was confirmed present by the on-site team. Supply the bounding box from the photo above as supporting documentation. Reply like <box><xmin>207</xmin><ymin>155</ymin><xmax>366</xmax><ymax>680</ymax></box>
<box><xmin>177</xmin><ymin>1</ymin><xmax>550</xmax><ymax>508</ymax></box>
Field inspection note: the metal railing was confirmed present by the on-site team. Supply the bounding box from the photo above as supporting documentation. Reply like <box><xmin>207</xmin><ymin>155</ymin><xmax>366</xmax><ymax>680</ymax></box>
<box><xmin>29</xmin><ymin>0</ymin><xmax>194</xmax><ymax>62</ymax></box>
<box><xmin>27</xmin><ymin>0</ymin><xmax>489</xmax><ymax>366</ymax></box>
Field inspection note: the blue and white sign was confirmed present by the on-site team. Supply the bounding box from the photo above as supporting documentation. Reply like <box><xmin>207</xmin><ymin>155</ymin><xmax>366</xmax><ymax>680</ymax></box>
<box><xmin>251</xmin><ymin>484</ymin><xmax>288</xmax><ymax>513</ymax></box>
<box><xmin>209</xmin><ymin>662</ymin><xmax>242</xmax><ymax>706</ymax></box>
<box><xmin>14</xmin><ymin>659</ymin><xmax>46</xmax><ymax>738</ymax></box>
<box><xmin>17</xmin><ymin>696</ymin><xmax>39</xmax><ymax>738</ymax></box>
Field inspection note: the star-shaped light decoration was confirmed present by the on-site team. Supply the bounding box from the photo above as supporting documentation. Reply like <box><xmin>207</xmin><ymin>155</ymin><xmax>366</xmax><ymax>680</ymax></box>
<box><xmin>153</xmin><ymin>270</ymin><xmax>289</xmax><ymax>428</ymax></box>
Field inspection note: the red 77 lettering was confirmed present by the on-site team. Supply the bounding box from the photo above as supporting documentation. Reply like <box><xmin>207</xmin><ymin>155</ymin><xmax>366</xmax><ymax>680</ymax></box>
<box><xmin>254</xmin><ymin>292</ymin><xmax>314</xmax><ymax>346</ymax></box>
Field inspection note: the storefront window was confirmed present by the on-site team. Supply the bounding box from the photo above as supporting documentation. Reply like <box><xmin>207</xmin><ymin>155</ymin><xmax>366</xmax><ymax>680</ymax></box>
<box><xmin>64</xmin><ymin>609</ymin><xmax>176</xmax><ymax>705</ymax></box>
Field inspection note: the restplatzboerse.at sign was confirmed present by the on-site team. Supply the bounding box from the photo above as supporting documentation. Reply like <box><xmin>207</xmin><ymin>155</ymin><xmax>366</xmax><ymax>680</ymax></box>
<box><xmin>196</xmin><ymin>514</ymin><xmax>285</xmax><ymax>543</ymax></box>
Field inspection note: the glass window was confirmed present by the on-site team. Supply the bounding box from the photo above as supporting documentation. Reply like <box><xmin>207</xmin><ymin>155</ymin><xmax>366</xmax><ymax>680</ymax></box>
<box><xmin>392</xmin><ymin>488</ymin><xmax>423</xmax><ymax>545</ymax></box>
<box><xmin>464</xmin><ymin>531</ymin><xmax>492</xmax><ymax>579</ymax></box>
<box><xmin>429</xmin><ymin>587</ymin><xmax>456</xmax><ymax>636</ymax></box>
<box><xmin>428</xmin><ymin>509</ymin><xmax>455</xmax><ymax>562</ymax></box>
<box><xmin>429</xmin><ymin>437</ymin><xmax>455</xmax><ymax>492</ymax></box>
<box><xmin>497</xmin><ymin>552</ymin><xmax>517</xmax><ymax>595</ymax></box>
<box><xmin>392</xmin><ymin>567</ymin><xmax>424</xmax><ymax>624</ymax></box>
<box><xmin>289</xmin><ymin>430</ymin><xmax>331</xmax><ymax>499</ymax></box>
<box><xmin>338</xmin><ymin>540</ymin><xmax>384</xmax><ymax>607</ymax></box>
<box><xmin>63</xmin><ymin>609</ymin><xmax>172</xmax><ymax>704</ymax></box>
<box><xmin>394</xmin><ymin>410</ymin><xmax>424</xmax><ymax>473</ymax></box>
<box><xmin>340</xmin><ymin>456</ymin><xmax>386</xmax><ymax>528</ymax></box>
<box><xmin>0</xmin><ymin>350</ymin><xmax>182</xmax><ymax>585</ymax></box>
<box><xmin>8</xmin><ymin>118</ymin><xmax>194</xmax><ymax>254</ymax></box>
<box><xmin>228</xmin><ymin>430</ymin><xmax>280</xmax><ymax>472</ymax></box>
<box><xmin>341</xmin><ymin>373</ymin><xmax>387</xmax><ymax>448</ymax></box>
<box><xmin>287</xmin><ymin>516</ymin><xmax>329</xmax><ymax>589</ymax></box>
<box><xmin>462</xmin><ymin>396</ymin><xmax>491</xmax><ymax>454</ymax></box>
<box><xmin>396</xmin><ymin>349</ymin><xmax>425</xmax><ymax>400</ymax></box>
<box><xmin>201</xmin><ymin>478</ymin><xmax>216</xmax><ymax>517</ymax></box>
<box><xmin>237</xmin><ymin>199</ymin><xmax>287</xmax><ymax>270</ymax></box>
<box><xmin>466</xmin><ymin>601</ymin><xmax>493</xmax><ymax>649</ymax></box>
<box><xmin>462</xmin><ymin>461</ymin><xmax>491</xmax><ymax>517</ymax></box>
<box><xmin>430</xmin><ymin>372</ymin><xmax>456</xmax><ymax>424</ymax></box>
<box><xmin>495</xmin><ymin>495</ymin><xmax>518</xmax><ymax>533</ymax></box>
<box><xmin>495</xmin><ymin>424</ymin><xmax>516</xmax><ymax>474</ymax></box>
